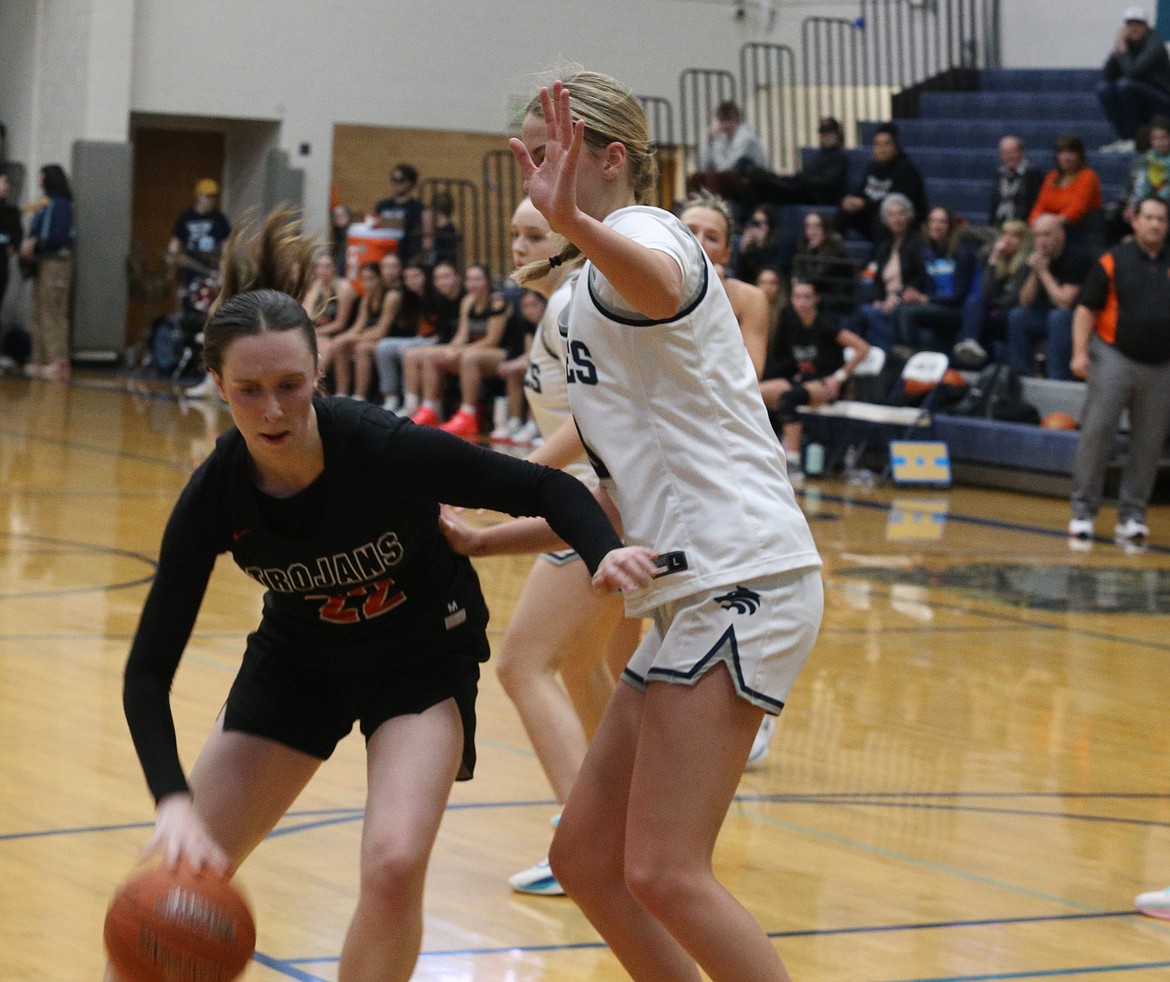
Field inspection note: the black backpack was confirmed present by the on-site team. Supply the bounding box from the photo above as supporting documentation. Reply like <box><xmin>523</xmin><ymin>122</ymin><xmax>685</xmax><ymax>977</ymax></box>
<box><xmin>950</xmin><ymin>363</ymin><xmax>1040</xmax><ymax>424</ymax></box>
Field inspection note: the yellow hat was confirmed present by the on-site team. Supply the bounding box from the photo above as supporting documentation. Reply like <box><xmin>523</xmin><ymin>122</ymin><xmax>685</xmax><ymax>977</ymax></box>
<box><xmin>195</xmin><ymin>178</ymin><xmax>220</xmax><ymax>196</ymax></box>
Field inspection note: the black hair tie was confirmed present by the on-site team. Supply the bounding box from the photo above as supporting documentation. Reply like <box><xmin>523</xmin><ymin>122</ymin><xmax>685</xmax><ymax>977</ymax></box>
<box><xmin>548</xmin><ymin>254</ymin><xmax>564</xmax><ymax>268</ymax></box>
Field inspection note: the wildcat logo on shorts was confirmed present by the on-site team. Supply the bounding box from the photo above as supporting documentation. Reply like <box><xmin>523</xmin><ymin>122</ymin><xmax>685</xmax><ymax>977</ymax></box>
<box><xmin>713</xmin><ymin>586</ymin><xmax>761</xmax><ymax>615</ymax></box>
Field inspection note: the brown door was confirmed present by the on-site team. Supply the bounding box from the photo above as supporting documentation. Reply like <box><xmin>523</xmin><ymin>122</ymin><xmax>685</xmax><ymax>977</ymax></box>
<box><xmin>126</xmin><ymin>127</ymin><xmax>224</xmax><ymax>349</ymax></box>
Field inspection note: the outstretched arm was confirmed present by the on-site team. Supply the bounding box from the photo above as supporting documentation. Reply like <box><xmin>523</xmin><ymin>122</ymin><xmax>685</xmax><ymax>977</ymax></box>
<box><xmin>509</xmin><ymin>82</ymin><xmax>682</xmax><ymax>320</ymax></box>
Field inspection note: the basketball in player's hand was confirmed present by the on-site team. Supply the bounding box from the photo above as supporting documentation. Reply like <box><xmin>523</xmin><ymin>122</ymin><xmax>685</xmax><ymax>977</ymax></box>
<box><xmin>104</xmin><ymin>863</ymin><xmax>256</xmax><ymax>981</ymax></box>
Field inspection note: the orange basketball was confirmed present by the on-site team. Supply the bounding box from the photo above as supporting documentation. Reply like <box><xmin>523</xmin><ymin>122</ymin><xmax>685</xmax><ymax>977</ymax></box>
<box><xmin>1042</xmin><ymin>411</ymin><xmax>1078</xmax><ymax>430</ymax></box>
<box><xmin>904</xmin><ymin>377</ymin><xmax>935</xmax><ymax>398</ymax></box>
<box><xmin>104</xmin><ymin>864</ymin><xmax>256</xmax><ymax>982</ymax></box>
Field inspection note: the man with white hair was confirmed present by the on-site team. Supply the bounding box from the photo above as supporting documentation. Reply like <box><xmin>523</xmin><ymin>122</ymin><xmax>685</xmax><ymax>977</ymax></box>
<box><xmin>1097</xmin><ymin>7</ymin><xmax>1170</xmax><ymax>151</ymax></box>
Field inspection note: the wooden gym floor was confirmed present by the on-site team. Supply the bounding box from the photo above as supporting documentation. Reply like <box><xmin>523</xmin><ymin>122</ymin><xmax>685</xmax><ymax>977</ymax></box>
<box><xmin>2</xmin><ymin>372</ymin><xmax>1170</xmax><ymax>981</ymax></box>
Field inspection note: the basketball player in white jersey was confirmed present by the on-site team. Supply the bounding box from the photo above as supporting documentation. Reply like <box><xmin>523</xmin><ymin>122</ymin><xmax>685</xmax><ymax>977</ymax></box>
<box><xmin>445</xmin><ymin>74</ymin><xmax>823</xmax><ymax>981</ymax></box>
<box><xmin>449</xmin><ymin>198</ymin><xmax>642</xmax><ymax>896</ymax></box>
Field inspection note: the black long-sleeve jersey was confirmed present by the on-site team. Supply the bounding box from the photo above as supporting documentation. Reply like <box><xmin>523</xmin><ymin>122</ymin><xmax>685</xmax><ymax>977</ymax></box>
<box><xmin>124</xmin><ymin>397</ymin><xmax>622</xmax><ymax>802</ymax></box>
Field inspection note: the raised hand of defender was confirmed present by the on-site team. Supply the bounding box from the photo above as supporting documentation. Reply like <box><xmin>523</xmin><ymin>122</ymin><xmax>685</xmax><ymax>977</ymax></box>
<box><xmin>508</xmin><ymin>81</ymin><xmax>585</xmax><ymax>234</ymax></box>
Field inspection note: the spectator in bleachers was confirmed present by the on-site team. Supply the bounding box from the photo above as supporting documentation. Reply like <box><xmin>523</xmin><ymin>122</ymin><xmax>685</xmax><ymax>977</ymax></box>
<box><xmin>1068</xmin><ymin>195</ymin><xmax>1170</xmax><ymax>545</ymax></box>
<box><xmin>379</xmin><ymin>250</ymin><xmax>403</xmax><ymax>294</ymax></box>
<box><xmin>854</xmin><ymin>193</ymin><xmax>930</xmax><ymax>352</ymax></box>
<box><xmin>1029</xmin><ymin>134</ymin><xmax>1104</xmax><ymax>248</ymax></box>
<box><xmin>1103</xmin><ymin>124</ymin><xmax>1153</xmax><ymax>243</ymax></box>
<box><xmin>0</xmin><ymin>173</ymin><xmax>21</xmax><ymax>316</ymax></box>
<box><xmin>680</xmin><ymin>191</ymin><xmax>769</xmax><ymax>376</ymax></box>
<box><xmin>1006</xmin><ymin>213</ymin><xmax>1095</xmax><ymax>379</ymax></box>
<box><xmin>405</xmin><ymin>263</ymin><xmax>511</xmax><ymax>436</ymax></box>
<box><xmin>989</xmin><ymin>135</ymin><xmax>1045</xmax><ymax>227</ymax></box>
<box><xmin>372</xmin><ymin>261</ymin><xmax>432</xmax><ymax>413</ymax></box>
<box><xmin>325</xmin><ymin>260</ymin><xmax>400</xmax><ymax>399</ymax></box>
<box><xmin>373</xmin><ymin>163</ymin><xmax>424</xmax><ymax>263</ymax></box>
<box><xmin>686</xmin><ymin>101</ymin><xmax>769</xmax><ymax>202</ymax></box>
<box><xmin>746</xmin><ymin>116</ymin><xmax>848</xmax><ymax>207</ymax></box>
<box><xmin>423</xmin><ymin>189</ymin><xmax>463</xmax><ymax>269</ymax></box>
<box><xmin>732</xmin><ymin>203</ymin><xmax>785</xmax><ymax>287</ymax></box>
<box><xmin>1097</xmin><ymin>7</ymin><xmax>1170</xmax><ymax>152</ymax></box>
<box><xmin>761</xmin><ymin>278</ymin><xmax>870</xmax><ymax>485</ymax></box>
<box><xmin>19</xmin><ymin>164</ymin><xmax>74</xmax><ymax>382</ymax></box>
<box><xmin>490</xmin><ymin>289</ymin><xmax>546</xmax><ymax>447</ymax></box>
<box><xmin>1125</xmin><ymin>115</ymin><xmax>1170</xmax><ymax>216</ymax></box>
<box><xmin>755</xmin><ymin>266</ymin><xmax>786</xmax><ymax>337</ymax></box>
<box><xmin>888</xmin><ymin>206</ymin><xmax>979</xmax><ymax>354</ymax></box>
<box><xmin>836</xmin><ymin>122</ymin><xmax>928</xmax><ymax>242</ymax></box>
<box><xmin>427</xmin><ymin>259</ymin><xmax>464</xmax><ymax>344</ymax></box>
<box><xmin>790</xmin><ymin>211</ymin><xmax>854</xmax><ymax>318</ymax></box>
<box><xmin>953</xmin><ymin>219</ymin><xmax>1032</xmax><ymax>367</ymax></box>
<box><xmin>330</xmin><ymin>203</ymin><xmax>352</xmax><ymax>272</ymax></box>
<box><xmin>304</xmin><ymin>251</ymin><xmax>358</xmax><ymax>373</ymax></box>
<box><xmin>381</xmin><ymin>260</ymin><xmax>464</xmax><ymax>416</ymax></box>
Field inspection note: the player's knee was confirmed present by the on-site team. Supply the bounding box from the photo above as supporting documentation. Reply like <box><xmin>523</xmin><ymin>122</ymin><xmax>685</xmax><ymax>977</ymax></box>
<box><xmin>360</xmin><ymin>842</ymin><xmax>427</xmax><ymax>913</ymax></box>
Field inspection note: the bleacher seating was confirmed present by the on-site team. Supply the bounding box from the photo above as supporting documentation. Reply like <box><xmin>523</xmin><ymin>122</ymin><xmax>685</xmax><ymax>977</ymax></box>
<box><xmin>840</xmin><ymin>68</ymin><xmax>1130</xmax><ymax>229</ymax></box>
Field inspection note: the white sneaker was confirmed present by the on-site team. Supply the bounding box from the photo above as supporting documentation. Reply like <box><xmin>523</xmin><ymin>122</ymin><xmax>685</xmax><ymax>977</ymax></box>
<box><xmin>510</xmin><ymin>419</ymin><xmax>542</xmax><ymax>447</ymax></box>
<box><xmin>184</xmin><ymin>373</ymin><xmax>217</xmax><ymax>399</ymax></box>
<box><xmin>1136</xmin><ymin>886</ymin><xmax>1170</xmax><ymax>919</ymax></box>
<box><xmin>747</xmin><ymin>715</ymin><xmax>776</xmax><ymax>768</ymax></box>
<box><xmin>952</xmin><ymin>338</ymin><xmax>987</xmax><ymax>367</ymax></box>
<box><xmin>490</xmin><ymin>420</ymin><xmax>519</xmax><ymax>445</ymax></box>
<box><xmin>1114</xmin><ymin>518</ymin><xmax>1150</xmax><ymax>542</ymax></box>
<box><xmin>381</xmin><ymin>397</ymin><xmax>401</xmax><ymax>413</ymax></box>
<box><xmin>1068</xmin><ymin>517</ymin><xmax>1094</xmax><ymax>540</ymax></box>
<box><xmin>508</xmin><ymin>857</ymin><xmax>565</xmax><ymax>896</ymax></box>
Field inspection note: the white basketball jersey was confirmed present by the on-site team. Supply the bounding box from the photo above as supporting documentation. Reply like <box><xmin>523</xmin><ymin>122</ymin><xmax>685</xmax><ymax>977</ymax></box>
<box><xmin>523</xmin><ymin>274</ymin><xmax>595</xmax><ymax>487</ymax></box>
<box><xmin>565</xmin><ymin>206</ymin><xmax>821</xmax><ymax>616</ymax></box>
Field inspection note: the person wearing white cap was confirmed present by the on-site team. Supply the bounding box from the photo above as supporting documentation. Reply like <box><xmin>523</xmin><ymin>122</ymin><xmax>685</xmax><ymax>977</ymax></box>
<box><xmin>1097</xmin><ymin>7</ymin><xmax>1170</xmax><ymax>151</ymax></box>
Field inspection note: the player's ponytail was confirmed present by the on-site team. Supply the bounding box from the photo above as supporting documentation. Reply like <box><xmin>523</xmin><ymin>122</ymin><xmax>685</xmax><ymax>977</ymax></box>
<box><xmin>513</xmin><ymin>240</ymin><xmax>582</xmax><ymax>288</ymax></box>
<box><xmin>202</xmin><ymin>208</ymin><xmax>320</xmax><ymax>377</ymax></box>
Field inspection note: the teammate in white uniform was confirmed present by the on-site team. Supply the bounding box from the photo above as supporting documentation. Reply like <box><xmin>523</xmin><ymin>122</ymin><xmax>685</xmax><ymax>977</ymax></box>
<box><xmin>446</xmin><ymin>199</ymin><xmax>642</xmax><ymax>896</ymax></box>
<box><xmin>465</xmin><ymin>74</ymin><xmax>822</xmax><ymax>981</ymax></box>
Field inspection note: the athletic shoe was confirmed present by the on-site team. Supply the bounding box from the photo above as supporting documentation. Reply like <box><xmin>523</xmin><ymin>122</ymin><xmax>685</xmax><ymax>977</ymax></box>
<box><xmin>381</xmin><ymin>397</ymin><xmax>401</xmax><ymax>413</ymax></box>
<box><xmin>439</xmin><ymin>408</ymin><xmax>479</xmax><ymax>438</ymax></box>
<box><xmin>747</xmin><ymin>715</ymin><xmax>775</xmax><ymax>768</ymax></box>
<box><xmin>410</xmin><ymin>405</ymin><xmax>440</xmax><ymax>427</ymax></box>
<box><xmin>490</xmin><ymin>419</ymin><xmax>521</xmax><ymax>445</ymax></box>
<box><xmin>1114</xmin><ymin>518</ymin><xmax>1150</xmax><ymax>542</ymax></box>
<box><xmin>952</xmin><ymin>338</ymin><xmax>987</xmax><ymax>368</ymax></box>
<box><xmin>1068</xmin><ymin>517</ymin><xmax>1094</xmax><ymax>540</ymax></box>
<box><xmin>510</xmin><ymin>419</ymin><xmax>542</xmax><ymax>448</ymax></box>
<box><xmin>1136</xmin><ymin>886</ymin><xmax>1170</xmax><ymax>919</ymax></box>
<box><xmin>508</xmin><ymin>857</ymin><xmax>565</xmax><ymax>896</ymax></box>
<box><xmin>184</xmin><ymin>373</ymin><xmax>218</xmax><ymax>399</ymax></box>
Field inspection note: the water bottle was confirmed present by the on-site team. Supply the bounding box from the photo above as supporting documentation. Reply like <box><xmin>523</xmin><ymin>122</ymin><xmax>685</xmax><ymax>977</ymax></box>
<box><xmin>843</xmin><ymin>445</ymin><xmax>859</xmax><ymax>483</ymax></box>
<box><xmin>805</xmin><ymin>442</ymin><xmax>825</xmax><ymax>476</ymax></box>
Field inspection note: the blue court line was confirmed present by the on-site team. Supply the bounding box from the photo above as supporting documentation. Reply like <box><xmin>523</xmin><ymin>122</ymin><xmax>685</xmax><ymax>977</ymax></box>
<box><xmin>748</xmin><ymin>798</ymin><xmax>1170</xmax><ymax>829</ymax></box>
<box><xmin>250</xmin><ymin>950</ymin><xmax>328</xmax><ymax>981</ymax></box>
<box><xmin>265</xmin><ymin>912</ymin><xmax>1153</xmax><ymax>976</ymax></box>
<box><xmin>0</xmin><ymin>531</ymin><xmax>157</xmax><ymax>600</ymax></box>
<box><xmin>6</xmin><ymin>791</ymin><xmax>1165</xmax><ymax>843</ymax></box>
<box><xmin>886</xmin><ymin>962</ymin><xmax>1170</xmax><ymax>982</ymax></box>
